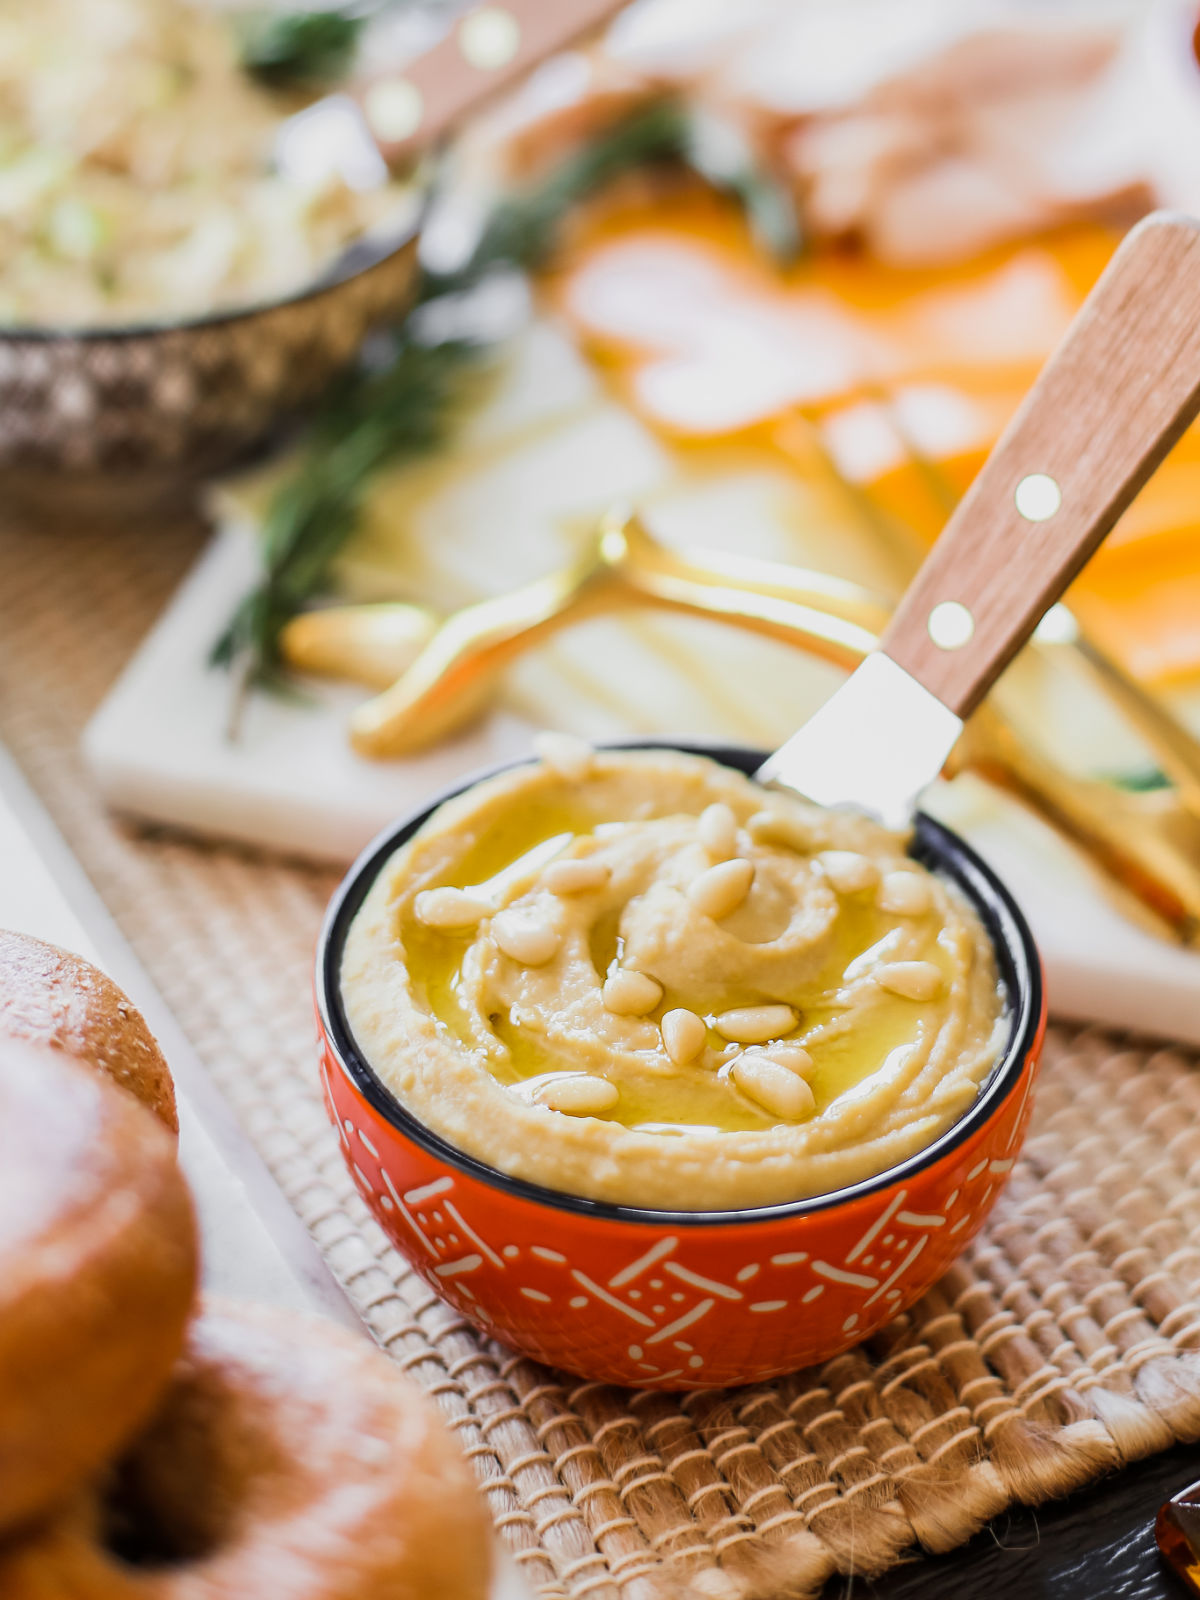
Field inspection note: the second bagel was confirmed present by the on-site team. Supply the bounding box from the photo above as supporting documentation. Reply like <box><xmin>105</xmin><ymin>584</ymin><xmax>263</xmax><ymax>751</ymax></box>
<box><xmin>0</xmin><ymin>1300</ymin><xmax>494</xmax><ymax>1600</ymax></box>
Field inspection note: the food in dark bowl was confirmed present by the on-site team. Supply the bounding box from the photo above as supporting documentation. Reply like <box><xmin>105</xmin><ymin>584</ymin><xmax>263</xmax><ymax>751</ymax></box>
<box><xmin>0</xmin><ymin>0</ymin><xmax>422</xmax><ymax>505</ymax></box>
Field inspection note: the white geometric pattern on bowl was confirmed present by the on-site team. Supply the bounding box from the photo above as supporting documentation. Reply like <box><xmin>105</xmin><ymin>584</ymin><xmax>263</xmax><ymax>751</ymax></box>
<box><xmin>330</xmin><ymin>1055</ymin><xmax>1033</xmax><ymax>1387</ymax></box>
<box><xmin>0</xmin><ymin>238</ymin><xmax>417</xmax><ymax>500</ymax></box>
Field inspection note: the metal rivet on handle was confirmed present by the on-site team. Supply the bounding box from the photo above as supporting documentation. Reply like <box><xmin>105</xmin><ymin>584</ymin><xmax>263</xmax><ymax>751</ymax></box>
<box><xmin>1014</xmin><ymin>472</ymin><xmax>1062</xmax><ymax>522</ymax></box>
<box><xmin>927</xmin><ymin>600</ymin><xmax>975</xmax><ymax>650</ymax></box>
<box><xmin>458</xmin><ymin>6</ymin><xmax>521</xmax><ymax>69</ymax></box>
<box><xmin>363</xmin><ymin>78</ymin><xmax>423</xmax><ymax>142</ymax></box>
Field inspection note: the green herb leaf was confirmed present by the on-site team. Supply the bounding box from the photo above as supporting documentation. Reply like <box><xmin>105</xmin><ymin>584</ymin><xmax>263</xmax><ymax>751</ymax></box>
<box><xmin>240</xmin><ymin>9</ymin><xmax>365</xmax><ymax>87</ymax></box>
<box><xmin>682</xmin><ymin>107</ymin><xmax>803</xmax><ymax>266</ymax></box>
<box><xmin>211</xmin><ymin>335</ymin><xmax>479</xmax><ymax>730</ymax></box>
<box><xmin>425</xmin><ymin>100</ymin><xmax>692</xmax><ymax>293</ymax></box>
<box><xmin>1108</xmin><ymin>765</ymin><xmax>1171</xmax><ymax>792</ymax></box>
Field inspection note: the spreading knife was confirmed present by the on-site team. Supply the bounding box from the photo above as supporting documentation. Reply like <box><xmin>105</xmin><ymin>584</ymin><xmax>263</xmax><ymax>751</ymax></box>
<box><xmin>276</xmin><ymin>0</ymin><xmax>629</xmax><ymax>189</ymax></box>
<box><xmin>758</xmin><ymin>212</ymin><xmax>1200</xmax><ymax>829</ymax></box>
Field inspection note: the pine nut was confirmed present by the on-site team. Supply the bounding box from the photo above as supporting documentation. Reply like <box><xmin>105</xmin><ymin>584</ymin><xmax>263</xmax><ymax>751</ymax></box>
<box><xmin>817</xmin><ymin>850</ymin><xmax>879</xmax><ymax>895</ymax></box>
<box><xmin>492</xmin><ymin>909</ymin><xmax>560</xmax><ymax>966</ymax></box>
<box><xmin>748</xmin><ymin>810</ymin><xmax>812</xmax><ymax>853</ymax></box>
<box><xmin>602</xmin><ymin>969</ymin><xmax>663</xmax><ymax>1016</ymax></box>
<box><xmin>874</xmin><ymin>961</ymin><xmax>943</xmax><ymax>1001</ymax></box>
<box><xmin>688</xmin><ymin>857</ymin><xmax>754</xmax><ymax>920</ymax></box>
<box><xmin>542</xmin><ymin>857</ymin><xmax>611</xmax><ymax>895</ymax></box>
<box><xmin>877</xmin><ymin>870</ymin><xmax>933</xmax><ymax>916</ymax></box>
<box><xmin>661</xmin><ymin>1008</ymin><xmax>707</xmax><ymax>1065</ymax></box>
<box><xmin>698</xmin><ymin>802</ymin><xmax>739</xmax><ymax>861</ymax></box>
<box><xmin>537</xmin><ymin>1075</ymin><xmax>620</xmax><ymax>1116</ymax></box>
<box><xmin>533</xmin><ymin>730</ymin><xmax>594</xmax><ymax>782</ymax></box>
<box><xmin>414</xmin><ymin>887</ymin><xmax>492</xmax><ymax>929</ymax></box>
<box><xmin>762</xmin><ymin>1042</ymin><xmax>815</xmax><ymax>1077</ymax></box>
<box><xmin>732</xmin><ymin>1056</ymin><xmax>816</xmax><ymax>1121</ymax></box>
<box><xmin>714</xmin><ymin>1004</ymin><xmax>797</xmax><ymax>1044</ymax></box>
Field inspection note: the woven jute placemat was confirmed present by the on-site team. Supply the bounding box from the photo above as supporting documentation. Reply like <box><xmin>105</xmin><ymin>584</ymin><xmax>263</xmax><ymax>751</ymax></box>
<box><xmin>4</xmin><ymin>510</ymin><xmax>1200</xmax><ymax>1600</ymax></box>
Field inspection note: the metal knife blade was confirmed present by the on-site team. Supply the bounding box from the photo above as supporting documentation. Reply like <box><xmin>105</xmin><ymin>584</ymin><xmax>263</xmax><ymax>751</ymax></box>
<box><xmin>755</xmin><ymin>653</ymin><xmax>962</xmax><ymax>830</ymax></box>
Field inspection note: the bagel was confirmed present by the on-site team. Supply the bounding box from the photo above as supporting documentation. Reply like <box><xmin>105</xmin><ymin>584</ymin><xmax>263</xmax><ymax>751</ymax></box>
<box><xmin>0</xmin><ymin>930</ymin><xmax>177</xmax><ymax>1132</ymax></box>
<box><xmin>0</xmin><ymin>1039</ymin><xmax>197</xmax><ymax>1536</ymax></box>
<box><xmin>0</xmin><ymin>1301</ymin><xmax>494</xmax><ymax>1600</ymax></box>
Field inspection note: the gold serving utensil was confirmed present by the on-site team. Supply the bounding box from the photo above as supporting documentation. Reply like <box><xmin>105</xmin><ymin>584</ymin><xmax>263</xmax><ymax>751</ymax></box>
<box><xmin>340</xmin><ymin>509</ymin><xmax>882</xmax><ymax>755</ymax></box>
<box><xmin>280</xmin><ymin>508</ymin><xmax>1200</xmax><ymax>942</ymax></box>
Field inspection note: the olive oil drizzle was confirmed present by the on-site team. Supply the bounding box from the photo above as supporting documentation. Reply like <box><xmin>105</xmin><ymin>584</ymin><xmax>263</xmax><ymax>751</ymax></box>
<box><xmin>400</xmin><ymin>801</ymin><xmax>953</xmax><ymax>1133</ymax></box>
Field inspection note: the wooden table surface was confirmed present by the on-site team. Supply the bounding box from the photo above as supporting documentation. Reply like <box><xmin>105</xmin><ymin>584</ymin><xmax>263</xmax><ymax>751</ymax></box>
<box><xmin>870</xmin><ymin>1444</ymin><xmax>1195</xmax><ymax>1599</ymax></box>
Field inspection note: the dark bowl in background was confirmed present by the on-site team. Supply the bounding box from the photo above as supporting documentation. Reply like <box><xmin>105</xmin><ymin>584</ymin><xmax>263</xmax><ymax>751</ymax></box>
<box><xmin>0</xmin><ymin>212</ymin><xmax>423</xmax><ymax>521</ymax></box>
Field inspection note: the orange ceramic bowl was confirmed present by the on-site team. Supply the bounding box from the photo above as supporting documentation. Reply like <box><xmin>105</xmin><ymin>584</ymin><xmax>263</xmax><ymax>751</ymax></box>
<box><xmin>316</xmin><ymin>744</ymin><xmax>1045</xmax><ymax>1389</ymax></box>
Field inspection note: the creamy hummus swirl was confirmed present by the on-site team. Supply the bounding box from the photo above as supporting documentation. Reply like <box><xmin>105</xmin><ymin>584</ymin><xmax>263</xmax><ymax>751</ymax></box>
<box><xmin>342</xmin><ymin>748</ymin><xmax>1007</xmax><ymax>1209</ymax></box>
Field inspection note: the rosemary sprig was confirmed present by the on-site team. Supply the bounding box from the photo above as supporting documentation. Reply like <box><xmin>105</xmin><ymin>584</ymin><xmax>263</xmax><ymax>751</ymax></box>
<box><xmin>211</xmin><ymin>336</ymin><xmax>479</xmax><ymax>728</ymax></box>
<box><xmin>213</xmin><ymin>101</ymin><xmax>801</xmax><ymax>717</ymax></box>
<box><xmin>684</xmin><ymin>107</ymin><xmax>803</xmax><ymax>266</ymax></box>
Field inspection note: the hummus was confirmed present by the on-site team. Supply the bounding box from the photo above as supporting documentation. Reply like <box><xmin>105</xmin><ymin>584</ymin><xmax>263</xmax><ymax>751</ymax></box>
<box><xmin>342</xmin><ymin>746</ymin><xmax>1006</xmax><ymax>1209</ymax></box>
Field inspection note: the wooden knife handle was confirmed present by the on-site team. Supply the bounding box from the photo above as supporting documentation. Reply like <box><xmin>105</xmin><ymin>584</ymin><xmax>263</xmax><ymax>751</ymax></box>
<box><xmin>359</xmin><ymin>0</ymin><xmax>629</xmax><ymax>163</ymax></box>
<box><xmin>880</xmin><ymin>212</ymin><xmax>1200</xmax><ymax>720</ymax></box>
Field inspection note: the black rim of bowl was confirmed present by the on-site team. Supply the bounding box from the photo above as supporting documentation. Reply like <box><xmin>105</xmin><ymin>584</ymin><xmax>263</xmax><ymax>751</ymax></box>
<box><xmin>317</xmin><ymin>740</ymin><xmax>1044</xmax><ymax>1229</ymax></box>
